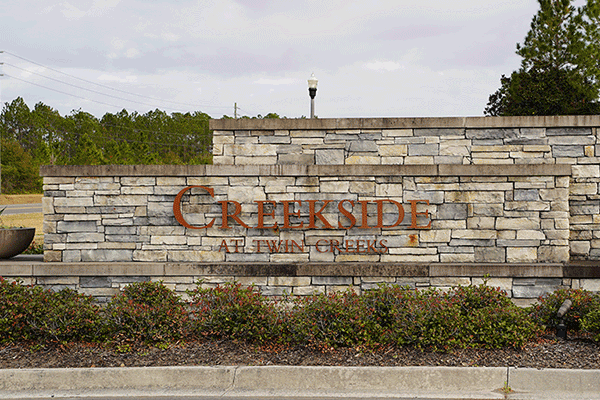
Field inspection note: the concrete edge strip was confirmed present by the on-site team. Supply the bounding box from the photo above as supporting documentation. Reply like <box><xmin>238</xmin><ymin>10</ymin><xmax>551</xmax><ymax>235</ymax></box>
<box><xmin>0</xmin><ymin>366</ymin><xmax>236</xmax><ymax>398</ymax></box>
<box><xmin>2</xmin><ymin>366</ymin><xmax>600</xmax><ymax>398</ymax></box>
<box><xmin>508</xmin><ymin>367</ymin><xmax>600</xmax><ymax>396</ymax></box>
<box><xmin>0</xmin><ymin>366</ymin><xmax>508</xmax><ymax>398</ymax></box>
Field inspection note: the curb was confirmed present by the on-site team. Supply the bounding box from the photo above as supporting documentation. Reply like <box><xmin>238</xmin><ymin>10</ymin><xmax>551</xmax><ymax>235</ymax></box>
<box><xmin>508</xmin><ymin>368</ymin><xmax>600</xmax><ymax>399</ymax></box>
<box><xmin>1</xmin><ymin>366</ymin><xmax>599</xmax><ymax>399</ymax></box>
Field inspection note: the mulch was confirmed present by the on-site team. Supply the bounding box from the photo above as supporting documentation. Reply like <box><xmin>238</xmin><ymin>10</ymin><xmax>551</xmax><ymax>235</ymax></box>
<box><xmin>1</xmin><ymin>333</ymin><xmax>599</xmax><ymax>369</ymax></box>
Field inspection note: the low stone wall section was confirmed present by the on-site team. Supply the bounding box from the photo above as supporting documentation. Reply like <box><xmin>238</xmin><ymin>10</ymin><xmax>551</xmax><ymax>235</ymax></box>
<box><xmin>2</xmin><ymin>259</ymin><xmax>600</xmax><ymax>305</ymax></box>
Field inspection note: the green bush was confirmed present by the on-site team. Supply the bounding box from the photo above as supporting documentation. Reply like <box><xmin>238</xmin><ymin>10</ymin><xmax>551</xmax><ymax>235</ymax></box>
<box><xmin>529</xmin><ymin>288</ymin><xmax>599</xmax><ymax>331</ymax></box>
<box><xmin>0</xmin><ymin>278</ymin><xmax>103</xmax><ymax>343</ymax></box>
<box><xmin>288</xmin><ymin>290</ymin><xmax>374</xmax><ymax>349</ymax></box>
<box><xmin>287</xmin><ymin>284</ymin><xmax>539</xmax><ymax>351</ymax></box>
<box><xmin>187</xmin><ymin>281</ymin><xmax>282</xmax><ymax>343</ymax></box>
<box><xmin>0</xmin><ymin>278</ymin><xmax>35</xmax><ymax>342</ymax></box>
<box><xmin>0</xmin><ymin>279</ymin><xmax>563</xmax><ymax>351</ymax></box>
<box><xmin>105</xmin><ymin>281</ymin><xmax>189</xmax><ymax>345</ymax></box>
<box><xmin>445</xmin><ymin>284</ymin><xmax>540</xmax><ymax>349</ymax></box>
<box><xmin>582</xmin><ymin>309</ymin><xmax>600</xmax><ymax>341</ymax></box>
<box><xmin>363</xmin><ymin>284</ymin><xmax>539</xmax><ymax>350</ymax></box>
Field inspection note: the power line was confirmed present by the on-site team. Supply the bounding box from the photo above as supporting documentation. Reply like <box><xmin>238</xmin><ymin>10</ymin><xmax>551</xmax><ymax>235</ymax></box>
<box><xmin>3</xmin><ymin>50</ymin><xmax>231</xmax><ymax>110</ymax></box>
<box><xmin>5</xmin><ymin>72</ymin><xmax>225</xmax><ymax>118</ymax></box>
<box><xmin>4</xmin><ymin>63</ymin><xmax>191</xmax><ymax>111</ymax></box>
<box><xmin>4</xmin><ymin>73</ymin><xmax>124</xmax><ymax>109</ymax></box>
<box><xmin>235</xmin><ymin>106</ymin><xmax>259</xmax><ymax>117</ymax></box>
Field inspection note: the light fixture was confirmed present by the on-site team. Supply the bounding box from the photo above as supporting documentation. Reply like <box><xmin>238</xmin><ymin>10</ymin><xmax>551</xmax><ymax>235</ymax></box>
<box><xmin>307</xmin><ymin>73</ymin><xmax>318</xmax><ymax>118</ymax></box>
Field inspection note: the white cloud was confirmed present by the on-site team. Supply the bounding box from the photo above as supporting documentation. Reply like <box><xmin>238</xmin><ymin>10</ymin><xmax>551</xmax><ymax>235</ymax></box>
<box><xmin>92</xmin><ymin>0</ymin><xmax>120</xmax><ymax>10</ymax></box>
<box><xmin>17</xmin><ymin>65</ymin><xmax>47</xmax><ymax>79</ymax></box>
<box><xmin>125</xmin><ymin>48</ymin><xmax>141</xmax><ymax>58</ymax></box>
<box><xmin>161</xmin><ymin>32</ymin><xmax>180</xmax><ymax>42</ymax></box>
<box><xmin>59</xmin><ymin>2</ymin><xmax>85</xmax><ymax>20</ymax></box>
<box><xmin>365</xmin><ymin>61</ymin><xmax>405</xmax><ymax>72</ymax></box>
<box><xmin>254</xmin><ymin>78</ymin><xmax>297</xmax><ymax>85</ymax></box>
<box><xmin>111</xmin><ymin>38</ymin><xmax>127</xmax><ymax>51</ymax></box>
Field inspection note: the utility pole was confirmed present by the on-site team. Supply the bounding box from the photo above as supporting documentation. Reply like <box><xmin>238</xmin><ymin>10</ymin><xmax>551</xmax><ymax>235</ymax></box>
<box><xmin>234</xmin><ymin>103</ymin><xmax>238</xmax><ymax>119</ymax></box>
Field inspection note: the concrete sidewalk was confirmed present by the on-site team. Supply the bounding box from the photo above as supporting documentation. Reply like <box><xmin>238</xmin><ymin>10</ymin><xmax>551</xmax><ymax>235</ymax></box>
<box><xmin>1</xmin><ymin>366</ymin><xmax>599</xmax><ymax>399</ymax></box>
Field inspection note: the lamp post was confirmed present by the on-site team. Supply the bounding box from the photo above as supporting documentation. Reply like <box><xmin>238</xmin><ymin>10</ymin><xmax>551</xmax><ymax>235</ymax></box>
<box><xmin>307</xmin><ymin>73</ymin><xmax>317</xmax><ymax>119</ymax></box>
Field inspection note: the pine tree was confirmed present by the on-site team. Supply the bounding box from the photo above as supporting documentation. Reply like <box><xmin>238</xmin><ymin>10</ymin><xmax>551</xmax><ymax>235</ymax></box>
<box><xmin>485</xmin><ymin>0</ymin><xmax>600</xmax><ymax>116</ymax></box>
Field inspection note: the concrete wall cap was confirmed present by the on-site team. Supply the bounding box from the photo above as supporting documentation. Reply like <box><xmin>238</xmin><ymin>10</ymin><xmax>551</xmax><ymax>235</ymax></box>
<box><xmin>210</xmin><ymin>115</ymin><xmax>600</xmax><ymax>131</ymax></box>
<box><xmin>439</xmin><ymin>164</ymin><xmax>572</xmax><ymax>176</ymax></box>
<box><xmin>40</xmin><ymin>164</ymin><xmax>573</xmax><ymax>177</ymax></box>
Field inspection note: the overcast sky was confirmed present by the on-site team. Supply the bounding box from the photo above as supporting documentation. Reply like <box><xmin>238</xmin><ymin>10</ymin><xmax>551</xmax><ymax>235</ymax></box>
<box><xmin>0</xmin><ymin>0</ymin><xmax>581</xmax><ymax>119</ymax></box>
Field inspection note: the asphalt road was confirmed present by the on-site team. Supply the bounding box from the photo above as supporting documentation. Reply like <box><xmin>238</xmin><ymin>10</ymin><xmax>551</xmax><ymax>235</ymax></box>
<box><xmin>0</xmin><ymin>203</ymin><xmax>42</xmax><ymax>215</ymax></box>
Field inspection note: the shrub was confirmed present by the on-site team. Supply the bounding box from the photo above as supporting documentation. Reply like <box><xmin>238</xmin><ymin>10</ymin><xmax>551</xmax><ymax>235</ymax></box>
<box><xmin>0</xmin><ymin>278</ymin><xmax>35</xmax><ymax>342</ymax></box>
<box><xmin>105</xmin><ymin>281</ymin><xmax>189</xmax><ymax>345</ymax></box>
<box><xmin>357</xmin><ymin>285</ymin><xmax>431</xmax><ymax>348</ymax></box>
<box><xmin>286</xmin><ymin>283</ymin><xmax>539</xmax><ymax>351</ymax></box>
<box><xmin>582</xmin><ymin>309</ymin><xmax>600</xmax><ymax>341</ymax></box>
<box><xmin>529</xmin><ymin>288</ymin><xmax>599</xmax><ymax>331</ymax></box>
<box><xmin>0</xmin><ymin>278</ymin><xmax>553</xmax><ymax>351</ymax></box>
<box><xmin>365</xmin><ymin>284</ymin><xmax>538</xmax><ymax>350</ymax></box>
<box><xmin>187</xmin><ymin>281</ymin><xmax>282</xmax><ymax>343</ymax></box>
<box><xmin>361</xmin><ymin>284</ymin><xmax>538</xmax><ymax>350</ymax></box>
<box><xmin>23</xmin><ymin>240</ymin><xmax>44</xmax><ymax>255</ymax></box>
<box><xmin>445</xmin><ymin>284</ymin><xmax>540</xmax><ymax>349</ymax></box>
<box><xmin>0</xmin><ymin>278</ymin><xmax>103</xmax><ymax>343</ymax></box>
<box><xmin>288</xmin><ymin>290</ymin><xmax>374</xmax><ymax>349</ymax></box>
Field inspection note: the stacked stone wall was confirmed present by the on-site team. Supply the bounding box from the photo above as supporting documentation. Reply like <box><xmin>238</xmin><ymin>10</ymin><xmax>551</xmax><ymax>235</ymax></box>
<box><xmin>41</xmin><ymin>164</ymin><xmax>570</xmax><ymax>264</ymax></box>
<box><xmin>212</xmin><ymin>117</ymin><xmax>600</xmax><ymax>260</ymax></box>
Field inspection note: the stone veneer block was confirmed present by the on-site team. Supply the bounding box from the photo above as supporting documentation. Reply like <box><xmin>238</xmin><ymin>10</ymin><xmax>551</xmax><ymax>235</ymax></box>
<box><xmin>315</xmin><ymin>149</ymin><xmax>345</xmax><ymax>165</ymax></box>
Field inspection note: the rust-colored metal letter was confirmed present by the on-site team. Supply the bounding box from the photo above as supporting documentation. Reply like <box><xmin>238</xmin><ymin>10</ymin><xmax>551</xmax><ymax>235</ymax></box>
<box><xmin>219</xmin><ymin>200</ymin><xmax>251</xmax><ymax>229</ymax></box>
<box><xmin>338</xmin><ymin>199</ymin><xmax>356</xmax><ymax>229</ymax></box>
<box><xmin>173</xmin><ymin>185</ymin><xmax>215</xmax><ymax>229</ymax></box>
<box><xmin>409</xmin><ymin>200</ymin><xmax>431</xmax><ymax>229</ymax></box>
<box><xmin>374</xmin><ymin>199</ymin><xmax>405</xmax><ymax>228</ymax></box>
<box><xmin>256</xmin><ymin>200</ymin><xmax>278</xmax><ymax>229</ymax></box>
<box><xmin>282</xmin><ymin>200</ymin><xmax>303</xmax><ymax>229</ymax></box>
<box><xmin>307</xmin><ymin>200</ymin><xmax>334</xmax><ymax>229</ymax></box>
<box><xmin>315</xmin><ymin>239</ymin><xmax>329</xmax><ymax>253</ymax></box>
<box><xmin>357</xmin><ymin>200</ymin><xmax>371</xmax><ymax>229</ymax></box>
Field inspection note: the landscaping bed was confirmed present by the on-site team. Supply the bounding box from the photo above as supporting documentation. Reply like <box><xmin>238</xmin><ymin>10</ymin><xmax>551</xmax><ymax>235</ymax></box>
<box><xmin>1</xmin><ymin>278</ymin><xmax>599</xmax><ymax>370</ymax></box>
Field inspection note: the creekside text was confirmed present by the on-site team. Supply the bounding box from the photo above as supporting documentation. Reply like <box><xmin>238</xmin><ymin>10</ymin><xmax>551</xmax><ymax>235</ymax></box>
<box><xmin>173</xmin><ymin>185</ymin><xmax>431</xmax><ymax>231</ymax></box>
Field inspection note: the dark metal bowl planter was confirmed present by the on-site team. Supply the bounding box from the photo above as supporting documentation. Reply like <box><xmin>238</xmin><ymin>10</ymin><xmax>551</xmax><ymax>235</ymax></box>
<box><xmin>0</xmin><ymin>228</ymin><xmax>36</xmax><ymax>259</ymax></box>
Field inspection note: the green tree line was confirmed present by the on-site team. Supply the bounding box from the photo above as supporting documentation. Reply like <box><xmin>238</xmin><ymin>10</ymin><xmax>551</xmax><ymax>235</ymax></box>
<box><xmin>0</xmin><ymin>97</ymin><xmax>213</xmax><ymax>193</ymax></box>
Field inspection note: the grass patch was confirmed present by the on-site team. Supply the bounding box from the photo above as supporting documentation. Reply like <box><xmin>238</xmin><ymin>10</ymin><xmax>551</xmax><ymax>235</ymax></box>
<box><xmin>0</xmin><ymin>194</ymin><xmax>43</xmax><ymax>205</ymax></box>
<box><xmin>1</xmin><ymin>195</ymin><xmax>43</xmax><ymax>243</ymax></box>
<box><xmin>1</xmin><ymin>213</ymin><xmax>44</xmax><ymax>243</ymax></box>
